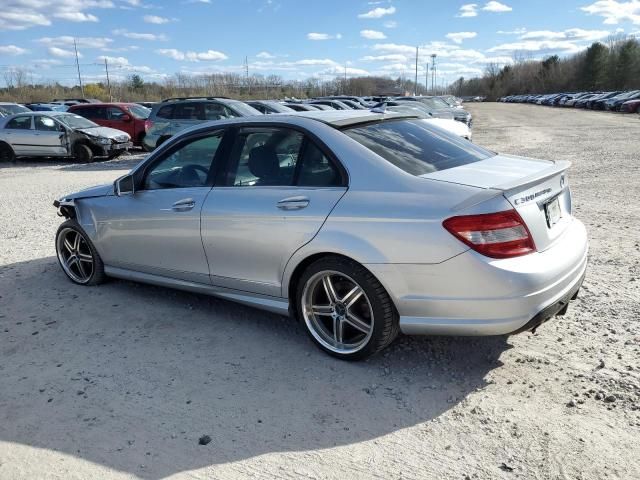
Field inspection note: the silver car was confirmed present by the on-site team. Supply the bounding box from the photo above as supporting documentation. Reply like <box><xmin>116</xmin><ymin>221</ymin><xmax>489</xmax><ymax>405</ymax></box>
<box><xmin>54</xmin><ymin>110</ymin><xmax>588</xmax><ymax>360</ymax></box>
<box><xmin>0</xmin><ymin>111</ymin><xmax>132</xmax><ymax>163</ymax></box>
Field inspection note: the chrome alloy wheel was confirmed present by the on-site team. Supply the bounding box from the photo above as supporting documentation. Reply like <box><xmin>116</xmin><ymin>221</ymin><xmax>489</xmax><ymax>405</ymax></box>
<box><xmin>302</xmin><ymin>270</ymin><xmax>374</xmax><ymax>354</ymax></box>
<box><xmin>56</xmin><ymin>227</ymin><xmax>95</xmax><ymax>284</ymax></box>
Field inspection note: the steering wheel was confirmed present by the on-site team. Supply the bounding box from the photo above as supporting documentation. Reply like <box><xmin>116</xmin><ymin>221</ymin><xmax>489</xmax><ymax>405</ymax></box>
<box><xmin>177</xmin><ymin>164</ymin><xmax>209</xmax><ymax>186</ymax></box>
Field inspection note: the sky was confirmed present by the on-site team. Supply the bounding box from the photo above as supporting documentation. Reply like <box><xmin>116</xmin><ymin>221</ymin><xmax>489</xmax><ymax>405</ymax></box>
<box><xmin>1</xmin><ymin>0</ymin><xmax>640</xmax><ymax>87</ymax></box>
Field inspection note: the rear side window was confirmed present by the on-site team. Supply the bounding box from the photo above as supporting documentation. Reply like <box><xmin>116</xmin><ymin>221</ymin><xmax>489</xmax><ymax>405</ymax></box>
<box><xmin>343</xmin><ymin>119</ymin><xmax>494</xmax><ymax>176</ymax></box>
<box><xmin>155</xmin><ymin>104</ymin><xmax>174</xmax><ymax>119</ymax></box>
<box><xmin>203</xmin><ymin>103</ymin><xmax>233</xmax><ymax>120</ymax></box>
<box><xmin>5</xmin><ymin>116</ymin><xmax>32</xmax><ymax>129</ymax></box>
<box><xmin>173</xmin><ymin>102</ymin><xmax>203</xmax><ymax>120</ymax></box>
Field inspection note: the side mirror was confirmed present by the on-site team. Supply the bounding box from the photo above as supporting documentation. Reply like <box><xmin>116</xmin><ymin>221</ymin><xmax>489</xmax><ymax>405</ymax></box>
<box><xmin>114</xmin><ymin>174</ymin><xmax>135</xmax><ymax>196</ymax></box>
<box><xmin>120</xmin><ymin>114</ymin><xmax>132</xmax><ymax>122</ymax></box>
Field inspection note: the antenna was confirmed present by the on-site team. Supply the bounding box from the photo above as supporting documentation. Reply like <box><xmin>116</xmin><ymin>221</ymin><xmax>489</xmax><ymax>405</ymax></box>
<box><xmin>74</xmin><ymin>38</ymin><xmax>84</xmax><ymax>98</ymax></box>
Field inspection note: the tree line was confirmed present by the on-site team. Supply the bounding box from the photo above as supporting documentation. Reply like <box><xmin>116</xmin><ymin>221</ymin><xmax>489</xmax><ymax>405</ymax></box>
<box><xmin>452</xmin><ymin>36</ymin><xmax>640</xmax><ymax>100</ymax></box>
<box><xmin>0</xmin><ymin>70</ymin><xmax>436</xmax><ymax>104</ymax></box>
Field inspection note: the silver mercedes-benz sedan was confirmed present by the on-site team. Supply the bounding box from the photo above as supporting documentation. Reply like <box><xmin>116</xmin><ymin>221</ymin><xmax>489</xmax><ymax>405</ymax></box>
<box><xmin>54</xmin><ymin>110</ymin><xmax>588</xmax><ymax>360</ymax></box>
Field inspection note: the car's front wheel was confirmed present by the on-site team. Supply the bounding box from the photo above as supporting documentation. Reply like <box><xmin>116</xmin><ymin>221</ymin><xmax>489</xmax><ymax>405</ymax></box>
<box><xmin>55</xmin><ymin>220</ymin><xmax>106</xmax><ymax>286</ymax></box>
<box><xmin>296</xmin><ymin>256</ymin><xmax>399</xmax><ymax>360</ymax></box>
<box><xmin>73</xmin><ymin>143</ymin><xmax>94</xmax><ymax>163</ymax></box>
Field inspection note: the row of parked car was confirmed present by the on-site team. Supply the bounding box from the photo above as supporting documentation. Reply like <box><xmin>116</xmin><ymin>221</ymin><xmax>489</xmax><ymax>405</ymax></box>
<box><xmin>0</xmin><ymin>94</ymin><xmax>471</xmax><ymax>162</ymax></box>
<box><xmin>499</xmin><ymin>90</ymin><xmax>640</xmax><ymax>113</ymax></box>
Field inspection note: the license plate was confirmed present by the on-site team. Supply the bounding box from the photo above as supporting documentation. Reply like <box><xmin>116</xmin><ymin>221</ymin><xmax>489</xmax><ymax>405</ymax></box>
<box><xmin>113</xmin><ymin>142</ymin><xmax>131</xmax><ymax>150</ymax></box>
<box><xmin>544</xmin><ymin>196</ymin><xmax>562</xmax><ymax>228</ymax></box>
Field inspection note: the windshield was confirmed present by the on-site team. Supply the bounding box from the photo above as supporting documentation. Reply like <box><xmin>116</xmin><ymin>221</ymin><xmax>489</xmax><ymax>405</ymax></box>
<box><xmin>227</xmin><ymin>100</ymin><xmax>262</xmax><ymax>116</ymax></box>
<box><xmin>265</xmin><ymin>102</ymin><xmax>295</xmax><ymax>113</ymax></box>
<box><xmin>126</xmin><ymin>104</ymin><xmax>151</xmax><ymax>119</ymax></box>
<box><xmin>343</xmin><ymin>119</ymin><xmax>494</xmax><ymax>176</ymax></box>
<box><xmin>57</xmin><ymin>114</ymin><xmax>99</xmax><ymax>129</ymax></box>
<box><xmin>0</xmin><ymin>104</ymin><xmax>30</xmax><ymax>115</ymax></box>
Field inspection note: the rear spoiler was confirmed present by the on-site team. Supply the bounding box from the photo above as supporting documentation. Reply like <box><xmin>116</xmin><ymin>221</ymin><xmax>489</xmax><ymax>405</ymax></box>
<box><xmin>493</xmin><ymin>160</ymin><xmax>570</xmax><ymax>192</ymax></box>
<box><xmin>452</xmin><ymin>160</ymin><xmax>570</xmax><ymax>212</ymax></box>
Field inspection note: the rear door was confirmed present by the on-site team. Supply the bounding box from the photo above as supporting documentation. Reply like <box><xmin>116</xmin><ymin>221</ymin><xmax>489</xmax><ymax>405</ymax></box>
<box><xmin>201</xmin><ymin>126</ymin><xmax>347</xmax><ymax>297</ymax></box>
<box><xmin>3</xmin><ymin>115</ymin><xmax>35</xmax><ymax>156</ymax></box>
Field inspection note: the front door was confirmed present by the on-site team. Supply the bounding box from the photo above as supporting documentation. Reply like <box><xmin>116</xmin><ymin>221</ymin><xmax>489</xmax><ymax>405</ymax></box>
<box><xmin>33</xmin><ymin>115</ymin><xmax>68</xmax><ymax>156</ymax></box>
<box><xmin>202</xmin><ymin>126</ymin><xmax>347</xmax><ymax>297</ymax></box>
<box><xmin>92</xmin><ymin>129</ymin><xmax>227</xmax><ymax>283</ymax></box>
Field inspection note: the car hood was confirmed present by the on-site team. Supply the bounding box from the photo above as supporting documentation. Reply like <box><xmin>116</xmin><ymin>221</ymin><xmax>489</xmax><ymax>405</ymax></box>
<box><xmin>60</xmin><ymin>183</ymin><xmax>114</xmax><ymax>202</ymax></box>
<box><xmin>77</xmin><ymin>126</ymin><xmax>130</xmax><ymax>141</ymax></box>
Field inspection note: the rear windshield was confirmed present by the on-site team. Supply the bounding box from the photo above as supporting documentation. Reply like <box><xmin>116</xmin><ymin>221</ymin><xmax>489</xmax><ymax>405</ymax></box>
<box><xmin>126</xmin><ymin>104</ymin><xmax>151</xmax><ymax>119</ymax></box>
<box><xmin>226</xmin><ymin>100</ymin><xmax>262</xmax><ymax>116</ymax></box>
<box><xmin>343</xmin><ymin>119</ymin><xmax>494</xmax><ymax>175</ymax></box>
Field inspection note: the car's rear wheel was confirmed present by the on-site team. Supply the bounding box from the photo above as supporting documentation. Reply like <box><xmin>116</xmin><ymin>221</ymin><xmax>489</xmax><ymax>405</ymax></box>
<box><xmin>0</xmin><ymin>142</ymin><xmax>15</xmax><ymax>162</ymax></box>
<box><xmin>73</xmin><ymin>143</ymin><xmax>94</xmax><ymax>163</ymax></box>
<box><xmin>55</xmin><ymin>220</ymin><xmax>106</xmax><ymax>286</ymax></box>
<box><xmin>297</xmin><ymin>256</ymin><xmax>398</xmax><ymax>360</ymax></box>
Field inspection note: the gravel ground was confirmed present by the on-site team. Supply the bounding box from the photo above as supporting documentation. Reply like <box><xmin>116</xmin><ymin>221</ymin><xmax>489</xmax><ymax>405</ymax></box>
<box><xmin>0</xmin><ymin>103</ymin><xmax>639</xmax><ymax>480</ymax></box>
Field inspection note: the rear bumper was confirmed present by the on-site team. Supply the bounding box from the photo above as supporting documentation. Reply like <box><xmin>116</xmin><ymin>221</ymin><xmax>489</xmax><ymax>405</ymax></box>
<box><xmin>366</xmin><ymin>218</ymin><xmax>588</xmax><ymax>336</ymax></box>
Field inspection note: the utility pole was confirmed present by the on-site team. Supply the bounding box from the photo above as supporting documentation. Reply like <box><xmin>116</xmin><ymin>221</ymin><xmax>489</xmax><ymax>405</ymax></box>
<box><xmin>425</xmin><ymin>63</ymin><xmax>429</xmax><ymax>93</ymax></box>
<box><xmin>74</xmin><ymin>38</ymin><xmax>84</xmax><ymax>98</ymax></box>
<box><xmin>431</xmin><ymin>54</ymin><xmax>437</xmax><ymax>95</ymax></box>
<box><xmin>414</xmin><ymin>46</ymin><xmax>419</xmax><ymax>96</ymax></box>
<box><xmin>244</xmin><ymin>56</ymin><xmax>249</xmax><ymax>95</ymax></box>
<box><xmin>344</xmin><ymin>64</ymin><xmax>347</xmax><ymax>94</ymax></box>
<box><xmin>104</xmin><ymin>58</ymin><xmax>112</xmax><ymax>101</ymax></box>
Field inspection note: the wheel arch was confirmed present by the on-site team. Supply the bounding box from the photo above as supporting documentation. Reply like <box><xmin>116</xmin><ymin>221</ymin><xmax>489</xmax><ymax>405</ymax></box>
<box><xmin>0</xmin><ymin>141</ymin><xmax>15</xmax><ymax>158</ymax></box>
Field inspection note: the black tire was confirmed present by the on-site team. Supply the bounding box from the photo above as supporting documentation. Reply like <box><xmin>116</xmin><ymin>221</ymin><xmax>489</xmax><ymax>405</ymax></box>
<box><xmin>55</xmin><ymin>220</ymin><xmax>106</xmax><ymax>286</ymax></box>
<box><xmin>0</xmin><ymin>142</ymin><xmax>15</xmax><ymax>163</ymax></box>
<box><xmin>296</xmin><ymin>255</ymin><xmax>399</xmax><ymax>361</ymax></box>
<box><xmin>73</xmin><ymin>143</ymin><xmax>94</xmax><ymax>163</ymax></box>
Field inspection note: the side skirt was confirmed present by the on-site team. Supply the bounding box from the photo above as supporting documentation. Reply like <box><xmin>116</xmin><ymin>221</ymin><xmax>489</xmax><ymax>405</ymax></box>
<box><xmin>104</xmin><ymin>266</ymin><xmax>290</xmax><ymax>316</ymax></box>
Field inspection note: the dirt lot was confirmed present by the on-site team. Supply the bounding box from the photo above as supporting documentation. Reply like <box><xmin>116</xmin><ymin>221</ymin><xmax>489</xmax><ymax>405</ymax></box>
<box><xmin>1</xmin><ymin>103</ymin><xmax>639</xmax><ymax>480</ymax></box>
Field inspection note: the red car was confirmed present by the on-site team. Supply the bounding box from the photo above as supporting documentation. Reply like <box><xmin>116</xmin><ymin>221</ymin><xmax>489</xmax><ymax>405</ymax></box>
<box><xmin>67</xmin><ymin>103</ymin><xmax>150</xmax><ymax>147</ymax></box>
<box><xmin>620</xmin><ymin>99</ymin><xmax>640</xmax><ymax>114</ymax></box>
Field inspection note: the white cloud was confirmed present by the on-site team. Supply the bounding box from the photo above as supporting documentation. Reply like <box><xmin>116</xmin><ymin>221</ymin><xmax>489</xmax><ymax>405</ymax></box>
<box><xmin>36</xmin><ymin>36</ymin><xmax>113</xmax><ymax>49</ymax></box>
<box><xmin>361</xmin><ymin>54</ymin><xmax>410</xmax><ymax>62</ymax></box>
<box><xmin>581</xmin><ymin>0</ymin><xmax>640</xmax><ymax>25</ymax></box>
<box><xmin>0</xmin><ymin>0</ymin><xmax>114</xmax><ymax>30</ymax></box>
<box><xmin>48</xmin><ymin>46</ymin><xmax>81</xmax><ymax>58</ymax></box>
<box><xmin>487</xmin><ymin>40</ymin><xmax>586</xmax><ymax>54</ymax></box>
<box><xmin>156</xmin><ymin>48</ymin><xmax>228</xmax><ymax>62</ymax></box>
<box><xmin>256</xmin><ymin>51</ymin><xmax>275</xmax><ymax>58</ymax></box>
<box><xmin>383</xmin><ymin>20</ymin><xmax>398</xmax><ymax>28</ymax></box>
<box><xmin>497</xmin><ymin>27</ymin><xmax>527</xmax><ymax>34</ymax></box>
<box><xmin>54</xmin><ymin>12</ymin><xmax>98</xmax><ymax>22</ymax></box>
<box><xmin>113</xmin><ymin>29</ymin><xmax>167</xmax><ymax>41</ymax></box>
<box><xmin>320</xmin><ymin>66</ymin><xmax>369</xmax><ymax>76</ymax></box>
<box><xmin>360</xmin><ymin>29</ymin><xmax>387</xmax><ymax>39</ymax></box>
<box><xmin>372</xmin><ymin>43</ymin><xmax>416</xmax><ymax>54</ymax></box>
<box><xmin>143</xmin><ymin>15</ymin><xmax>170</xmax><ymax>24</ymax></box>
<box><xmin>445</xmin><ymin>31</ymin><xmax>478</xmax><ymax>44</ymax></box>
<box><xmin>520</xmin><ymin>28</ymin><xmax>611</xmax><ymax>41</ymax></box>
<box><xmin>457</xmin><ymin>3</ymin><xmax>478</xmax><ymax>17</ymax></box>
<box><xmin>358</xmin><ymin>6</ymin><xmax>396</xmax><ymax>18</ymax></box>
<box><xmin>96</xmin><ymin>55</ymin><xmax>155</xmax><ymax>73</ymax></box>
<box><xmin>0</xmin><ymin>45</ymin><xmax>28</xmax><ymax>55</ymax></box>
<box><xmin>482</xmin><ymin>1</ymin><xmax>512</xmax><ymax>12</ymax></box>
<box><xmin>307</xmin><ymin>32</ymin><xmax>342</xmax><ymax>40</ymax></box>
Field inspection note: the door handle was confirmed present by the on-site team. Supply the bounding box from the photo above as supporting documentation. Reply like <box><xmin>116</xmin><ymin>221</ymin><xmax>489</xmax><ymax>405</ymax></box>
<box><xmin>277</xmin><ymin>196</ymin><xmax>309</xmax><ymax>210</ymax></box>
<box><xmin>168</xmin><ymin>198</ymin><xmax>195</xmax><ymax>211</ymax></box>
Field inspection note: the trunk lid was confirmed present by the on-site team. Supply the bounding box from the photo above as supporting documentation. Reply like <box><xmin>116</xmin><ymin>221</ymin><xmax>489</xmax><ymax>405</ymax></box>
<box><xmin>423</xmin><ymin>154</ymin><xmax>573</xmax><ymax>252</ymax></box>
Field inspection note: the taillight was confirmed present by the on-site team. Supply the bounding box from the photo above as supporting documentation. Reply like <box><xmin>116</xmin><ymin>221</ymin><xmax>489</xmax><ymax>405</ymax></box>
<box><xmin>443</xmin><ymin>210</ymin><xmax>536</xmax><ymax>259</ymax></box>
<box><xmin>144</xmin><ymin>119</ymin><xmax>153</xmax><ymax>131</ymax></box>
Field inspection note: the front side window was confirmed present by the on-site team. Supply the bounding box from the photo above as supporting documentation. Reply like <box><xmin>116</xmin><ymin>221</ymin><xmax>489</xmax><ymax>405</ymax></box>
<box><xmin>343</xmin><ymin>119</ymin><xmax>494</xmax><ymax>176</ymax></box>
<box><xmin>107</xmin><ymin>107</ymin><xmax>126</xmax><ymax>121</ymax></box>
<box><xmin>34</xmin><ymin>116</ymin><xmax>60</xmax><ymax>132</ymax></box>
<box><xmin>228</xmin><ymin>128</ymin><xmax>303</xmax><ymax>187</ymax></box>
<box><xmin>143</xmin><ymin>132</ymin><xmax>223</xmax><ymax>190</ymax></box>
<box><xmin>5</xmin><ymin>116</ymin><xmax>32</xmax><ymax>129</ymax></box>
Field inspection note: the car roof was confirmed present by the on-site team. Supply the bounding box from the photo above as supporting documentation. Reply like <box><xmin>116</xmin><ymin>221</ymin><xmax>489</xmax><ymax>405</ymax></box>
<box><xmin>69</xmin><ymin>102</ymin><xmax>137</xmax><ymax>108</ymax></box>
<box><xmin>286</xmin><ymin>109</ymin><xmax>418</xmax><ymax>127</ymax></box>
